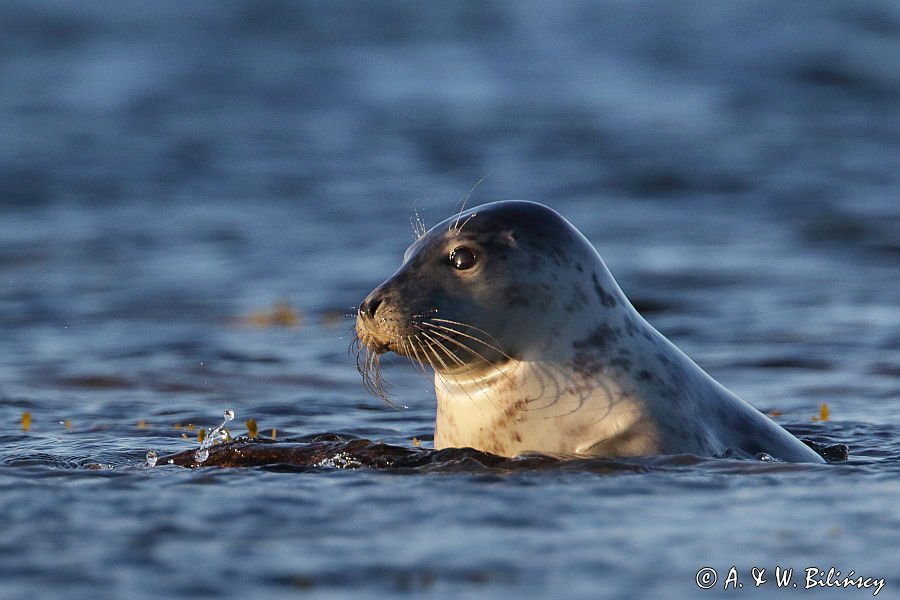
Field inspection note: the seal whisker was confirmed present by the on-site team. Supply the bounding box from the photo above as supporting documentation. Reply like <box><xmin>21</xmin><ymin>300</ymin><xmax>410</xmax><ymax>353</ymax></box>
<box><xmin>352</xmin><ymin>336</ymin><xmax>368</xmax><ymax>379</ymax></box>
<box><xmin>410</xmin><ymin>309</ymin><xmax>439</xmax><ymax>319</ymax></box>
<box><xmin>411</xmin><ymin>208</ymin><xmax>428</xmax><ymax>240</ymax></box>
<box><xmin>527</xmin><ymin>361</ymin><xmax>585</xmax><ymax>416</ymax></box>
<box><xmin>349</xmin><ymin>335</ymin><xmax>361</xmax><ymax>361</ymax></box>
<box><xmin>416</xmin><ymin>324</ymin><xmax>510</xmax><ymax>385</ymax></box>
<box><xmin>416</xmin><ymin>335</ymin><xmax>443</xmax><ymax>375</ymax></box>
<box><xmin>416</xmin><ymin>332</ymin><xmax>456</xmax><ymax>378</ymax></box>
<box><xmin>418</xmin><ymin>328</ymin><xmax>511</xmax><ymax>411</ymax></box>
<box><xmin>418</xmin><ymin>334</ymin><xmax>484</xmax><ymax>405</ymax></box>
<box><xmin>414</xmin><ymin>335</ymin><xmax>475</xmax><ymax>404</ymax></box>
<box><xmin>421</xmin><ymin>321</ymin><xmax>511</xmax><ymax>362</ymax></box>
<box><xmin>417</xmin><ymin>330</ymin><xmax>466</xmax><ymax>369</ymax></box>
<box><xmin>403</xmin><ymin>335</ymin><xmax>433</xmax><ymax>378</ymax></box>
<box><xmin>397</xmin><ymin>337</ymin><xmax>414</xmax><ymax>371</ymax></box>
<box><xmin>454</xmin><ymin>212</ymin><xmax>478</xmax><ymax>235</ymax></box>
<box><xmin>361</xmin><ymin>347</ymin><xmax>379</xmax><ymax>396</ymax></box>
<box><xmin>450</xmin><ymin>175</ymin><xmax>487</xmax><ymax>233</ymax></box>
<box><xmin>417</xmin><ymin>331</ymin><xmax>484</xmax><ymax>391</ymax></box>
<box><xmin>407</xmin><ymin>335</ymin><xmax>433</xmax><ymax>374</ymax></box>
<box><xmin>365</xmin><ymin>346</ymin><xmax>381</xmax><ymax>398</ymax></box>
<box><xmin>418</xmin><ymin>325</ymin><xmax>493</xmax><ymax>365</ymax></box>
<box><xmin>354</xmin><ymin>336</ymin><xmax>404</xmax><ymax>409</ymax></box>
<box><xmin>417</xmin><ymin>330</ymin><xmax>496</xmax><ymax>410</ymax></box>
<box><xmin>426</xmin><ymin>318</ymin><xmax>512</xmax><ymax>360</ymax></box>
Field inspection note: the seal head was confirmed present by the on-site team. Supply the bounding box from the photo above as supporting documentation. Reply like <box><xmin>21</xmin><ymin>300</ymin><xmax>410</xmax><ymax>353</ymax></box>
<box><xmin>355</xmin><ymin>200</ymin><xmax>824</xmax><ymax>463</ymax></box>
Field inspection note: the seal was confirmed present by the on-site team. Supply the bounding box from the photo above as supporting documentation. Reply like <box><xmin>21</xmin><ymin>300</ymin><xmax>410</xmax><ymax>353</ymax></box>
<box><xmin>355</xmin><ymin>200</ymin><xmax>824</xmax><ymax>463</ymax></box>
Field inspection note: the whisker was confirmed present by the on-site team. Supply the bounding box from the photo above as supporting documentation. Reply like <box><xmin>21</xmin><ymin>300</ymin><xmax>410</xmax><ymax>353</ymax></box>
<box><xmin>418</xmin><ymin>335</ymin><xmax>472</xmax><ymax>403</ymax></box>
<box><xmin>416</xmin><ymin>333</ymin><xmax>476</xmax><ymax>399</ymax></box>
<box><xmin>400</xmin><ymin>335</ymin><xmax>430</xmax><ymax>379</ymax></box>
<box><xmin>354</xmin><ymin>337</ymin><xmax>401</xmax><ymax>409</ymax></box>
<box><xmin>417</xmin><ymin>324</ymin><xmax>500</xmax><ymax>371</ymax></box>
<box><xmin>418</xmin><ymin>331</ymin><xmax>461</xmax><ymax>370</ymax></box>
<box><xmin>418</xmin><ymin>327</ymin><xmax>502</xmax><ymax>412</ymax></box>
<box><xmin>413</xmin><ymin>335</ymin><xmax>439</xmax><ymax>373</ymax></box>
<box><xmin>411</xmin><ymin>208</ymin><xmax>428</xmax><ymax>240</ymax></box>
<box><xmin>421</xmin><ymin>322</ymin><xmax>508</xmax><ymax>359</ymax></box>
<box><xmin>410</xmin><ymin>309</ymin><xmax>439</xmax><ymax>319</ymax></box>
<box><xmin>418</xmin><ymin>326</ymin><xmax>512</xmax><ymax>397</ymax></box>
<box><xmin>424</xmin><ymin>319</ymin><xmax>512</xmax><ymax>360</ymax></box>
<box><xmin>451</xmin><ymin>176</ymin><xmax>488</xmax><ymax>233</ymax></box>
<box><xmin>455</xmin><ymin>212</ymin><xmax>477</xmax><ymax>234</ymax></box>
<box><xmin>406</xmin><ymin>335</ymin><xmax>433</xmax><ymax>376</ymax></box>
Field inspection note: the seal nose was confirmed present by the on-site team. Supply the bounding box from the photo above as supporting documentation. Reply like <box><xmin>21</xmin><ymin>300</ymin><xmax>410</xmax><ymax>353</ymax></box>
<box><xmin>359</xmin><ymin>294</ymin><xmax>383</xmax><ymax>319</ymax></box>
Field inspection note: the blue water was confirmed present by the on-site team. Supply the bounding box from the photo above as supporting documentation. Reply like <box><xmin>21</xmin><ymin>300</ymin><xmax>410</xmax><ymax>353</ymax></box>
<box><xmin>2</xmin><ymin>1</ymin><xmax>900</xmax><ymax>598</ymax></box>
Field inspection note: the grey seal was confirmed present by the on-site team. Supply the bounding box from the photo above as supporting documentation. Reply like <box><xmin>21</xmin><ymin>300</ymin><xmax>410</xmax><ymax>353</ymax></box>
<box><xmin>354</xmin><ymin>200</ymin><xmax>824</xmax><ymax>463</ymax></box>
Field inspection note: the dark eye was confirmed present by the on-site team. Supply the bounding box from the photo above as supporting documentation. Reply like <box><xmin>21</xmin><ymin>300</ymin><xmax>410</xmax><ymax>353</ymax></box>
<box><xmin>449</xmin><ymin>246</ymin><xmax>477</xmax><ymax>270</ymax></box>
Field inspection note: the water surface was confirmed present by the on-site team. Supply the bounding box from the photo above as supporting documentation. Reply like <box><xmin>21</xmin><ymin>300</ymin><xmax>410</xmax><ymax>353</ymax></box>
<box><xmin>2</xmin><ymin>2</ymin><xmax>899</xmax><ymax>599</ymax></box>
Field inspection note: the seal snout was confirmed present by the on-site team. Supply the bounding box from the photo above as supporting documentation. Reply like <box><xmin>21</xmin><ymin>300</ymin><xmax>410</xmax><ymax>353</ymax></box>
<box><xmin>355</xmin><ymin>289</ymin><xmax>395</xmax><ymax>355</ymax></box>
<box><xmin>358</xmin><ymin>293</ymin><xmax>384</xmax><ymax>319</ymax></box>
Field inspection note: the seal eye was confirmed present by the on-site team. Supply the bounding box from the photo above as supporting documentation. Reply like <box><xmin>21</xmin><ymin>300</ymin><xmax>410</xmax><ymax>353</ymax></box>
<box><xmin>449</xmin><ymin>246</ymin><xmax>477</xmax><ymax>270</ymax></box>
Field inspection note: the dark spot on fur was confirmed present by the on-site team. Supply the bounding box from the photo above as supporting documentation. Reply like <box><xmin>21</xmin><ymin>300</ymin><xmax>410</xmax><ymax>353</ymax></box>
<box><xmin>591</xmin><ymin>273</ymin><xmax>617</xmax><ymax>307</ymax></box>
<box><xmin>638</xmin><ymin>369</ymin><xmax>655</xmax><ymax>382</ymax></box>
<box><xmin>575</xmin><ymin>262</ymin><xmax>584</xmax><ymax>273</ymax></box>
<box><xmin>609</xmin><ymin>357</ymin><xmax>632</xmax><ymax>372</ymax></box>
<box><xmin>529</xmin><ymin>253</ymin><xmax>546</xmax><ymax>270</ymax></box>
<box><xmin>664</xmin><ymin>387</ymin><xmax>682</xmax><ymax>405</ymax></box>
<box><xmin>573</xmin><ymin>324</ymin><xmax>621</xmax><ymax>353</ymax></box>
<box><xmin>564</xmin><ymin>287</ymin><xmax>589</xmax><ymax>313</ymax></box>
<box><xmin>502</xmin><ymin>398</ymin><xmax>528</xmax><ymax>419</ymax></box>
<box><xmin>504</xmin><ymin>284</ymin><xmax>532</xmax><ymax>308</ymax></box>
<box><xmin>571</xmin><ymin>324</ymin><xmax>625</xmax><ymax>379</ymax></box>
<box><xmin>572</xmin><ymin>352</ymin><xmax>604</xmax><ymax>379</ymax></box>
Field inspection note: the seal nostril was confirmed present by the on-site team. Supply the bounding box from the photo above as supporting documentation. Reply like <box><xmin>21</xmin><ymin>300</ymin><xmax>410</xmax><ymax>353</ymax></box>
<box><xmin>360</xmin><ymin>295</ymin><xmax>383</xmax><ymax>318</ymax></box>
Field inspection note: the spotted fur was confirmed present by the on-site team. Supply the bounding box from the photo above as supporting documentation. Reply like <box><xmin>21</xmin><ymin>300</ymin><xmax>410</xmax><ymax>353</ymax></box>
<box><xmin>355</xmin><ymin>200</ymin><xmax>824</xmax><ymax>463</ymax></box>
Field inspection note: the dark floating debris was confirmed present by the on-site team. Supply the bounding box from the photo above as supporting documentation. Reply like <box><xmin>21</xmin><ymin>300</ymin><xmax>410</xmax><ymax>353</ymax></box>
<box><xmin>801</xmin><ymin>438</ymin><xmax>850</xmax><ymax>462</ymax></box>
<box><xmin>156</xmin><ymin>434</ymin><xmax>849</xmax><ymax>471</ymax></box>
<box><xmin>159</xmin><ymin>436</ymin><xmax>561</xmax><ymax>471</ymax></box>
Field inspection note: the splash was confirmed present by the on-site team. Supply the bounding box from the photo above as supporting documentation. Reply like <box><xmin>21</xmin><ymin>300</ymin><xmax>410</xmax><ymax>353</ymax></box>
<box><xmin>194</xmin><ymin>409</ymin><xmax>235</xmax><ymax>465</ymax></box>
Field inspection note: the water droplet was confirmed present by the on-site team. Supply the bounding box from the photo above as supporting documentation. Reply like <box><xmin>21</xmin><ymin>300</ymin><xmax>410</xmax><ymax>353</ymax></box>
<box><xmin>194</xmin><ymin>448</ymin><xmax>209</xmax><ymax>464</ymax></box>
<box><xmin>145</xmin><ymin>450</ymin><xmax>158</xmax><ymax>467</ymax></box>
<box><xmin>223</xmin><ymin>409</ymin><xmax>235</xmax><ymax>422</ymax></box>
<box><xmin>315</xmin><ymin>451</ymin><xmax>363</xmax><ymax>469</ymax></box>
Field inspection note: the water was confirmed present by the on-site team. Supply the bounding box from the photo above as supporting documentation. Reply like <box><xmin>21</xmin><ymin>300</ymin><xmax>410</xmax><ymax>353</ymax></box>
<box><xmin>2</xmin><ymin>1</ymin><xmax>900</xmax><ymax>598</ymax></box>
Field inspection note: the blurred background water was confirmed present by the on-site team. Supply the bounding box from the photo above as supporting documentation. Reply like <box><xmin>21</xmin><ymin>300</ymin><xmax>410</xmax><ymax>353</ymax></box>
<box><xmin>1</xmin><ymin>1</ymin><xmax>899</xmax><ymax>599</ymax></box>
